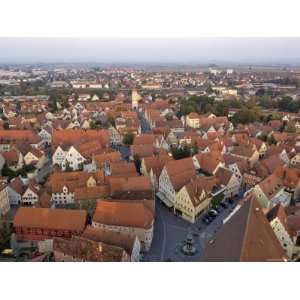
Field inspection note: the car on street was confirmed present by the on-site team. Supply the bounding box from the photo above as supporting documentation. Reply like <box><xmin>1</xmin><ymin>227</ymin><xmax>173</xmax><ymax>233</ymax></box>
<box><xmin>210</xmin><ymin>209</ymin><xmax>219</xmax><ymax>215</ymax></box>
<box><xmin>202</xmin><ymin>217</ymin><xmax>211</xmax><ymax>224</ymax></box>
<box><xmin>215</xmin><ymin>206</ymin><xmax>222</xmax><ymax>213</ymax></box>
<box><xmin>208</xmin><ymin>211</ymin><xmax>217</xmax><ymax>219</ymax></box>
<box><xmin>220</xmin><ymin>202</ymin><xmax>228</xmax><ymax>209</ymax></box>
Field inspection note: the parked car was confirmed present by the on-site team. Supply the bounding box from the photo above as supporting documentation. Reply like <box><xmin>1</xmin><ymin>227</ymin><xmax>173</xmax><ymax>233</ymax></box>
<box><xmin>215</xmin><ymin>206</ymin><xmax>222</xmax><ymax>213</ymax></box>
<box><xmin>202</xmin><ymin>217</ymin><xmax>211</xmax><ymax>224</ymax></box>
<box><xmin>208</xmin><ymin>211</ymin><xmax>217</xmax><ymax>218</ymax></box>
<box><xmin>220</xmin><ymin>202</ymin><xmax>228</xmax><ymax>209</ymax></box>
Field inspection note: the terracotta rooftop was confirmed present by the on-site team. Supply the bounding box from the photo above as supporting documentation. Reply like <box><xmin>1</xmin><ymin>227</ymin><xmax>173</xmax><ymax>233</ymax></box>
<box><xmin>195</xmin><ymin>152</ymin><xmax>222</xmax><ymax>175</ymax></box>
<box><xmin>185</xmin><ymin>176</ymin><xmax>218</xmax><ymax>208</ymax></box>
<box><xmin>215</xmin><ymin>167</ymin><xmax>233</xmax><ymax>186</ymax></box>
<box><xmin>203</xmin><ymin>198</ymin><xmax>287</xmax><ymax>262</ymax></box>
<box><xmin>93</xmin><ymin>200</ymin><xmax>154</xmax><ymax>229</ymax></box>
<box><xmin>53</xmin><ymin>235</ymin><xmax>128</xmax><ymax>262</ymax></box>
<box><xmin>82</xmin><ymin>225</ymin><xmax>136</xmax><ymax>256</ymax></box>
<box><xmin>0</xmin><ymin>130</ymin><xmax>41</xmax><ymax>144</ymax></box>
<box><xmin>259</xmin><ymin>173</ymin><xmax>284</xmax><ymax>201</ymax></box>
<box><xmin>110</xmin><ymin>162</ymin><xmax>138</xmax><ymax>177</ymax></box>
<box><xmin>14</xmin><ymin>207</ymin><xmax>87</xmax><ymax>232</ymax></box>
<box><xmin>108</xmin><ymin>176</ymin><xmax>152</xmax><ymax>197</ymax></box>
<box><xmin>133</xmin><ymin>134</ymin><xmax>156</xmax><ymax>145</ymax></box>
<box><xmin>74</xmin><ymin>186</ymin><xmax>109</xmax><ymax>201</ymax></box>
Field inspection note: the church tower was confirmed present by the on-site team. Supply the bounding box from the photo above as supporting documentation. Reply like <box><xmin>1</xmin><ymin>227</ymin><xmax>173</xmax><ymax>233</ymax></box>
<box><xmin>131</xmin><ymin>89</ymin><xmax>141</xmax><ymax>110</ymax></box>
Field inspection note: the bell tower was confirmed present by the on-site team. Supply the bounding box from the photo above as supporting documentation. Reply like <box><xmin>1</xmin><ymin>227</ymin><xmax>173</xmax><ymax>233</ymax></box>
<box><xmin>131</xmin><ymin>89</ymin><xmax>141</xmax><ymax>110</ymax></box>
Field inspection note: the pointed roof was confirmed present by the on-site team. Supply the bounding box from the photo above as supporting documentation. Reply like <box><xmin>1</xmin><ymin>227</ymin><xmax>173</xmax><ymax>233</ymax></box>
<box><xmin>203</xmin><ymin>198</ymin><xmax>287</xmax><ymax>262</ymax></box>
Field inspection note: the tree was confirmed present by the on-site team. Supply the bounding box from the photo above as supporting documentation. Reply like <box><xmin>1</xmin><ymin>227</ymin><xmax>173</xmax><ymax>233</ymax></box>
<box><xmin>267</xmin><ymin>134</ymin><xmax>277</xmax><ymax>145</ymax></box>
<box><xmin>171</xmin><ymin>145</ymin><xmax>191</xmax><ymax>160</ymax></box>
<box><xmin>0</xmin><ymin>224</ymin><xmax>12</xmax><ymax>252</ymax></box>
<box><xmin>133</xmin><ymin>155</ymin><xmax>141</xmax><ymax>174</ymax></box>
<box><xmin>64</xmin><ymin>160</ymin><xmax>73</xmax><ymax>172</ymax></box>
<box><xmin>123</xmin><ymin>133</ymin><xmax>135</xmax><ymax>146</ymax></box>
<box><xmin>214</xmin><ymin>101</ymin><xmax>229</xmax><ymax>116</ymax></box>
<box><xmin>258</xmin><ymin>95</ymin><xmax>275</xmax><ymax>109</ymax></box>
<box><xmin>211</xmin><ymin>192</ymin><xmax>224</xmax><ymax>209</ymax></box>
<box><xmin>16</xmin><ymin>101</ymin><xmax>21</xmax><ymax>113</ymax></box>
<box><xmin>107</xmin><ymin>115</ymin><xmax>115</xmax><ymax>127</ymax></box>
<box><xmin>90</xmin><ymin>121</ymin><xmax>97</xmax><ymax>129</ymax></box>
<box><xmin>191</xmin><ymin>141</ymin><xmax>199</xmax><ymax>155</ymax></box>
<box><xmin>232</xmin><ymin>107</ymin><xmax>262</xmax><ymax>125</ymax></box>
<box><xmin>3</xmin><ymin>122</ymin><xmax>9</xmax><ymax>130</ymax></box>
<box><xmin>278</xmin><ymin>96</ymin><xmax>293</xmax><ymax>111</ymax></box>
<box><xmin>1</xmin><ymin>164</ymin><xmax>17</xmax><ymax>179</ymax></box>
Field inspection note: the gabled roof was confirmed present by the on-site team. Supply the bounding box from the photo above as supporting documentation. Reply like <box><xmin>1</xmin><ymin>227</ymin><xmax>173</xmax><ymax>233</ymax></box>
<box><xmin>133</xmin><ymin>134</ymin><xmax>156</xmax><ymax>145</ymax></box>
<box><xmin>46</xmin><ymin>170</ymin><xmax>105</xmax><ymax>193</ymax></box>
<box><xmin>195</xmin><ymin>152</ymin><xmax>222</xmax><ymax>175</ymax></box>
<box><xmin>93</xmin><ymin>151</ymin><xmax>121</xmax><ymax>168</ymax></box>
<box><xmin>110</xmin><ymin>162</ymin><xmax>138</xmax><ymax>177</ymax></box>
<box><xmin>203</xmin><ymin>198</ymin><xmax>287</xmax><ymax>262</ymax></box>
<box><xmin>74</xmin><ymin>186</ymin><xmax>109</xmax><ymax>201</ymax></box>
<box><xmin>143</xmin><ymin>154</ymin><xmax>172</xmax><ymax>175</ymax></box>
<box><xmin>267</xmin><ymin>204</ymin><xmax>295</xmax><ymax>238</ymax></box>
<box><xmin>108</xmin><ymin>176</ymin><xmax>152</xmax><ymax>197</ymax></box>
<box><xmin>231</xmin><ymin>145</ymin><xmax>257</xmax><ymax>158</ymax></box>
<box><xmin>82</xmin><ymin>225</ymin><xmax>136</xmax><ymax>256</ymax></box>
<box><xmin>164</xmin><ymin>157</ymin><xmax>196</xmax><ymax>191</ymax></box>
<box><xmin>1</xmin><ymin>150</ymin><xmax>19</xmax><ymax>164</ymax></box>
<box><xmin>53</xmin><ymin>235</ymin><xmax>127</xmax><ymax>262</ymax></box>
<box><xmin>52</xmin><ymin>129</ymin><xmax>110</xmax><ymax>151</ymax></box>
<box><xmin>258</xmin><ymin>173</ymin><xmax>284</xmax><ymax>200</ymax></box>
<box><xmin>184</xmin><ymin>176</ymin><xmax>218</xmax><ymax>208</ymax></box>
<box><xmin>93</xmin><ymin>200</ymin><xmax>154</xmax><ymax>229</ymax></box>
<box><xmin>130</xmin><ymin>144</ymin><xmax>156</xmax><ymax>158</ymax></box>
<box><xmin>215</xmin><ymin>167</ymin><xmax>234</xmax><ymax>186</ymax></box>
<box><xmin>9</xmin><ymin>177</ymin><xmax>25</xmax><ymax>195</ymax></box>
<box><xmin>14</xmin><ymin>207</ymin><xmax>87</xmax><ymax>232</ymax></box>
<box><xmin>0</xmin><ymin>130</ymin><xmax>41</xmax><ymax>144</ymax></box>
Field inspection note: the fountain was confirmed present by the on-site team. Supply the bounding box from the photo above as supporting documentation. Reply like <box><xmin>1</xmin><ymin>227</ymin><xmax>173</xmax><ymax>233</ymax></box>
<box><xmin>181</xmin><ymin>232</ymin><xmax>197</xmax><ymax>256</ymax></box>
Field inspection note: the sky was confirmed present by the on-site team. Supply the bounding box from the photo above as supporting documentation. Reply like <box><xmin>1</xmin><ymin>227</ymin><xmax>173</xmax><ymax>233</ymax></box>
<box><xmin>1</xmin><ymin>37</ymin><xmax>300</xmax><ymax>65</ymax></box>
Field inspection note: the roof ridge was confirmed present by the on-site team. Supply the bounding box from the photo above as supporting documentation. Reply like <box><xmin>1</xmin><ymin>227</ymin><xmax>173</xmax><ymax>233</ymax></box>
<box><xmin>239</xmin><ymin>200</ymin><xmax>254</xmax><ymax>261</ymax></box>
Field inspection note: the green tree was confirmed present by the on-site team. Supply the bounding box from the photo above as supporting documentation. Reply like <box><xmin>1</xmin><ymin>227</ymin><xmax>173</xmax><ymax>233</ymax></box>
<box><xmin>211</xmin><ymin>192</ymin><xmax>224</xmax><ymax>209</ymax></box>
<box><xmin>107</xmin><ymin>115</ymin><xmax>115</xmax><ymax>127</ymax></box>
<box><xmin>278</xmin><ymin>96</ymin><xmax>293</xmax><ymax>111</ymax></box>
<box><xmin>267</xmin><ymin>134</ymin><xmax>277</xmax><ymax>145</ymax></box>
<box><xmin>133</xmin><ymin>155</ymin><xmax>141</xmax><ymax>174</ymax></box>
<box><xmin>0</xmin><ymin>224</ymin><xmax>12</xmax><ymax>252</ymax></box>
<box><xmin>65</xmin><ymin>160</ymin><xmax>73</xmax><ymax>172</ymax></box>
<box><xmin>171</xmin><ymin>145</ymin><xmax>191</xmax><ymax>160</ymax></box>
<box><xmin>232</xmin><ymin>107</ymin><xmax>262</xmax><ymax>125</ymax></box>
<box><xmin>16</xmin><ymin>101</ymin><xmax>21</xmax><ymax>113</ymax></box>
<box><xmin>214</xmin><ymin>101</ymin><xmax>229</xmax><ymax>116</ymax></box>
<box><xmin>258</xmin><ymin>95</ymin><xmax>276</xmax><ymax>109</ymax></box>
<box><xmin>191</xmin><ymin>141</ymin><xmax>199</xmax><ymax>155</ymax></box>
<box><xmin>123</xmin><ymin>133</ymin><xmax>135</xmax><ymax>146</ymax></box>
<box><xmin>3</xmin><ymin>122</ymin><xmax>9</xmax><ymax>130</ymax></box>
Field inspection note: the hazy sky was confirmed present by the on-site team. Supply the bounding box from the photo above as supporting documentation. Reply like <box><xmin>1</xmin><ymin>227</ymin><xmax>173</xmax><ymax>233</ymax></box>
<box><xmin>1</xmin><ymin>37</ymin><xmax>300</xmax><ymax>65</ymax></box>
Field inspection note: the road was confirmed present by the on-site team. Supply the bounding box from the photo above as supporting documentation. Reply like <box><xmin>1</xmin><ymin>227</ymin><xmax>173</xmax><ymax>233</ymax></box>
<box><xmin>36</xmin><ymin>160</ymin><xmax>53</xmax><ymax>183</ymax></box>
<box><xmin>112</xmin><ymin>144</ymin><xmax>130</xmax><ymax>161</ymax></box>
<box><xmin>138</xmin><ymin>112</ymin><xmax>152</xmax><ymax>133</ymax></box>
<box><xmin>142</xmin><ymin>198</ymin><xmax>240</xmax><ymax>262</ymax></box>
